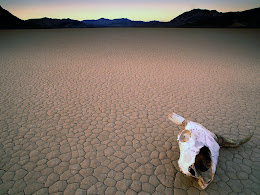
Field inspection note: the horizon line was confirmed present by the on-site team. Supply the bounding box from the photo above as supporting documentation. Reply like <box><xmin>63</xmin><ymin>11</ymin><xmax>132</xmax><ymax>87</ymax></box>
<box><xmin>0</xmin><ymin>5</ymin><xmax>260</xmax><ymax>23</ymax></box>
<box><xmin>22</xmin><ymin>7</ymin><xmax>260</xmax><ymax>23</ymax></box>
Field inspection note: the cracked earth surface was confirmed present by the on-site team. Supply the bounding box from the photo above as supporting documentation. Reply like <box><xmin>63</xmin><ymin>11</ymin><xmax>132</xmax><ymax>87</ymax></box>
<box><xmin>0</xmin><ymin>29</ymin><xmax>259</xmax><ymax>194</ymax></box>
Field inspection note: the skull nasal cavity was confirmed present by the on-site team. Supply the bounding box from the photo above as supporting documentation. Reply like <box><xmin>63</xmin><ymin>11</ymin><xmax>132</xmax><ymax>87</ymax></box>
<box><xmin>189</xmin><ymin>167</ymin><xmax>195</xmax><ymax>176</ymax></box>
<box><xmin>195</xmin><ymin>146</ymin><xmax>211</xmax><ymax>172</ymax></box>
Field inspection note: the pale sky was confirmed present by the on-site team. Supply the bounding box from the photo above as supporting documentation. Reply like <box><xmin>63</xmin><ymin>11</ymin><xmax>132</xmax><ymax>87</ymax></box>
<box><xmin>0</xmin><ymin>0</ymin><xmax>259</xmax><ymax>22</ymax></box>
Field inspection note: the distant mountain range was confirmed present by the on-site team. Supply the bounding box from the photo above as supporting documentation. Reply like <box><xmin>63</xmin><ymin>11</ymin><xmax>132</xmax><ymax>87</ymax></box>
<box><xmin>0</xmin><ymin>5</ymin><xmax>259</xmax><ymax>29</ymax></box>
<box><xmin>81</xmin><ymin>18</ymin><xmax>161</xmax><ymax>28</ymax></box>
<box><xmin>27</xmin><ymin>17</ymin><xmax>87</xmax><ymax>28</ymax></box>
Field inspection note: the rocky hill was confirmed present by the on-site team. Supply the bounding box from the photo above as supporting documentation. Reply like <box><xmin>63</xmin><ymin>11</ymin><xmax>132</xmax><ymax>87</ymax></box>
<box><xmin>168</xmin><ymin>8</ymin><xmax>260</xmax><ymax>28</ymax></box>
<box><xmin>0</xmin><ymin>5</ymin><xmax>32</xmax><ymax>29</ymax></box>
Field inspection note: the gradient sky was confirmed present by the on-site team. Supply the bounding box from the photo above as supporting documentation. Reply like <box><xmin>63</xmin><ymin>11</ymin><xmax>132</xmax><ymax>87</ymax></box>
<box><xmin>1</xmin><ymin>0</ymin><xmax>259</xmax><ymax>22</ymax></box>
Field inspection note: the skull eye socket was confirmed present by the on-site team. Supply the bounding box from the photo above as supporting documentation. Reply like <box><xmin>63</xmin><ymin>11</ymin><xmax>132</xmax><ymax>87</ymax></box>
<box><xmin>179</xmin><ymin>130</ymin><xmax>191</xmax><ymax>142</ymax></box>
<box><xmin>189</xmin><ymin>167</ymin><xmax>195</xmax><ymax>176</ymax></box>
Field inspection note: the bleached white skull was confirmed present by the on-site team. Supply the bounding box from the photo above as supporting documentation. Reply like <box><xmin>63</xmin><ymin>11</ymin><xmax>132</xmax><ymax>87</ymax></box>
<box><xmin>168</xmin><ymin>112</ymin><xmax>253</xmax><ymax>189</ymax></box>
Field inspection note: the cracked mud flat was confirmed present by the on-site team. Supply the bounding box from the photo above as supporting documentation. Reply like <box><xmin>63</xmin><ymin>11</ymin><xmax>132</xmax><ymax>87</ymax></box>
<box><xmin>0</xmin><ymin>28</ymin><xmax>259</xmax><ymax>195</ymax></box>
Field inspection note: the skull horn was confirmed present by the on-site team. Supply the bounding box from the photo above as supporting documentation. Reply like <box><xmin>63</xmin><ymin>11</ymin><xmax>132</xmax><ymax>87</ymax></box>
<box><xmin>216</xmin><ymin>133</ymin><xmax>253</xmax><ymax>148</ymax></box>
<box><xmin>168</xmin><ymin>113</ymin><xmax>187</xmax><ymax>127</ymax></box>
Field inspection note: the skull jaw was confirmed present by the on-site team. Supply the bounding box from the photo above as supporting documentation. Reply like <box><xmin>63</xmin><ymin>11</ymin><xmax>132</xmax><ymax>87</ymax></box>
<box><xmin>181</xmin><ymin>163</ymin><xmax>213</xmax><ymax>189</ymax></box>
<box><xmin>179</xmin><ymin>145</ymin><xmax>215</xmax><ymax>189</ymax></box>
<box><xmin>198</xmin><ymin>178</ymin><xmax>210</xmax><ymax>189</ymax></box>
<box><xmin>196</xmin><ymin>166</ymin><xmax>214</xmax><ymax>189</ymax></box>
<box><xmin>180</xmin><ymin>165</ymin><xmax>213</xmax><ymax>189</ymax></box>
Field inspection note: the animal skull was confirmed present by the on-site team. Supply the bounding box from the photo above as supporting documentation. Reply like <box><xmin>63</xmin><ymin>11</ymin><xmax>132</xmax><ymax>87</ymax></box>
<box><xmin>168</xmin><ymin>112</ymin><xmax>253</xmax><ymax>189</ymax></box>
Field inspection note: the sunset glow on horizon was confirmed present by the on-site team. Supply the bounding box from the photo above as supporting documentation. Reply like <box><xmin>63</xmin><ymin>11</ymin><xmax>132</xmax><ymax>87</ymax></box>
<box><xmin>1</xmin><ymin>0</ymin><xmax>259</xmax><ymax>22</ymax></box>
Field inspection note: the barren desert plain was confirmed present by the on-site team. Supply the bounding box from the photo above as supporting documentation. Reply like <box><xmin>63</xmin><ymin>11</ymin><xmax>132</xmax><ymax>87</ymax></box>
<box><xmin>0</xmin><ymin>28</ymin><xmax>259</xmax><ymax>194</ymax></box>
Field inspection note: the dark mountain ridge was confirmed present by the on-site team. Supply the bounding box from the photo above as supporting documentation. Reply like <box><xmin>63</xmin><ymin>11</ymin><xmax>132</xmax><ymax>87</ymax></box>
<box><xmin>0</xmin><ymin>5</ymin><xmax>259</xmax><ymax>29</ymax></box>
<box><xmin>169</xmin><ymin>7</ymin><xmax>260</xmax><ymax>27</ymax></box>
<box><xmin>168</xmin><ymin>9</ymin><xmax>223</xmax><ymax>27</ymax></box>
<box><xmin>0</xmin><ymin>5</ymin><xmax>30</xmax><ymax>28</ymax></box>
<box><xmin>27</xmin><ymin>17</ymin><xmax>87</xmax><ymax>28</ymax></box>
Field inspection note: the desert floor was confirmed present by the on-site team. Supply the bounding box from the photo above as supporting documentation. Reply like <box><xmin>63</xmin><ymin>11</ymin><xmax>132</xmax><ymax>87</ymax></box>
<box><xmin>0</xmin><ymin>28</ymin><xmax>259</xmax><ymax>194</ymax></box>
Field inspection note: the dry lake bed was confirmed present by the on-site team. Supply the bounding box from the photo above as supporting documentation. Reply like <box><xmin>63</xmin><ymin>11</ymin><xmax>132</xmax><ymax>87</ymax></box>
<box><xmin>0</xmin><ymin>28</ymin><xmax>259</xmax><ymax>194</ymax></box>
